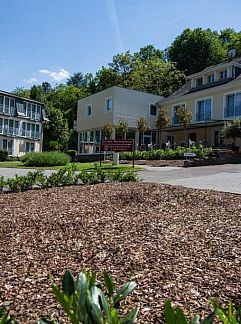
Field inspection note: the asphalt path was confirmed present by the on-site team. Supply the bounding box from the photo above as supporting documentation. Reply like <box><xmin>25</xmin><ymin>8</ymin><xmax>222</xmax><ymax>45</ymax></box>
<box><xmin>139</xmin><ymin>164</ymin><xmax>241</xmax><ymax>194</ymax></box>
<box><xmin>1</xmin><ymin>164</ymin><xmax>241</xmax><ymax>194</ymax></box>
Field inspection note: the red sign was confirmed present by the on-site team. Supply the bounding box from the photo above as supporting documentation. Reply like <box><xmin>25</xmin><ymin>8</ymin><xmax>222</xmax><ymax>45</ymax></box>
<box><xmin>101</xmin><ymin>139</ymin><xmax>133</xmax><ymax>152</ymax></box>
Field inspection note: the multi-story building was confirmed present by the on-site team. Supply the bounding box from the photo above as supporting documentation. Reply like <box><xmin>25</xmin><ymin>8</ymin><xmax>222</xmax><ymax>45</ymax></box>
<box><xmin>0</xmin><ymin>90</ymin><xmax>47</xmax><ymax>156</ymax></box>
<box><xmin>159</xmin><ymin>58</ymin><xmax>241</xmax><ymax>147</ymax></box>
<box><xmin>76</xmin><ymin>86</ymin><xmax>163</xmax><ymax>157</ymax></box>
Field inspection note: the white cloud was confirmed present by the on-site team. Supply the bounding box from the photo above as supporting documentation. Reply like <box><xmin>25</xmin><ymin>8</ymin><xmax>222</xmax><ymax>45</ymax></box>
<box><xmin>25</xmin><ymin>77</ymin><xmax>38</xmax><ymax>84</ymax></box>
<box><xmin>1</xmin><ymin>59</ymin><xmax>5</xmax><ymax>64</ymax></box>
<box><xmin>105</xmin><ymin>0</ymin><xmax>124</xmax><ymax>52</ymax></box>
<box><xmin>39</xmin><ymin>68</ymin><xmax>70</xmax><ymax>81</ymax></box>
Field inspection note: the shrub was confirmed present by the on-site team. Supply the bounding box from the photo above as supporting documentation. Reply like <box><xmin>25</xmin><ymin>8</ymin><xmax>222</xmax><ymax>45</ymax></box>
<box><xmin>66</xmin><ymin>149</ymin><xmax>77</xmax><ymax>162</ymax></box>
<box><xmin>119</xmin><ymin>146</ymin><xmax>213</xmax><ymax>161</ymax></box>
<box><xmin>20</xmin><ymin>151</ymin><xmax>71</xmax><ymax>167</ymax></box>
<box><xmin>0</xmin><ymin>149</ymin><xmax>8</xmax><ymax>162</ymax></box>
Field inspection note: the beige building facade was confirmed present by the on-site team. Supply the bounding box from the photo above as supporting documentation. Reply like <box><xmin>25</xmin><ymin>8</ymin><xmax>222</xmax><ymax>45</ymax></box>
<box><xmin>76</xmin><ymin>86</ymin><xmax>162</xmax><ymax>155</ymax></box>
<box><xmin>159</xmin><ymin>58</ymin><xmax>241</xmax><ymax>147</ymax></box>
<box><xmin>0</xmin><ymin>90</ymin><xmax>46</xmax><ymax>156</ymax></box>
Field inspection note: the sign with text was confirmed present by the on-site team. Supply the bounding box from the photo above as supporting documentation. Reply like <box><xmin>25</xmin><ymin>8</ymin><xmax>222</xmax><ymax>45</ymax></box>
<box><xmin>184</xmin><ymin>152</ymin><xmax>196</xmax><ymax>157</ymax></box>
<box><xmin>101</xmin><ymin>139</ymin><xmax>134</xmax><ymax>152</ymax></box>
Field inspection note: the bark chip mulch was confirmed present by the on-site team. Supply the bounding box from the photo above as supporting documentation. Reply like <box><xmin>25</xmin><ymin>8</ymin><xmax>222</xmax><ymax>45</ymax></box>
<box><xmin>0</xmin><ymin>183</ymin><xmax>241</xmax><ymax>323</ymax></box>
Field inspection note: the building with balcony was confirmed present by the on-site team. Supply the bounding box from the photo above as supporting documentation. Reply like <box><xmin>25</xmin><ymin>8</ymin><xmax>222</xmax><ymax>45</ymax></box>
<box><xmin>76</xmin><ymin>86</ymin><xmax>163</xmax><ymax>157</ymax></box>
<box><xmin>0</xmin><ymin>90</ymin><xmax>47</xmax><ymax>156</ymax></box>
<box><xmin>158</xmin><ymin>58</ymin><xmax>241</xmax><ymax>147</ymax></box>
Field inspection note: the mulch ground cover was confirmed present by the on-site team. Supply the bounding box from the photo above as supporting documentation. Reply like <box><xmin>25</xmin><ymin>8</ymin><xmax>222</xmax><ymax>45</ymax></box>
<box><xmin>0</xmin><ymin>182</ymin><xmax>241</xmax><ymax>323</ymax></box>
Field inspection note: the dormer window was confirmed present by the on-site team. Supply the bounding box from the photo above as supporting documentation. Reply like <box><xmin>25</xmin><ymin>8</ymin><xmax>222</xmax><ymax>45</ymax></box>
<box><xmin>220</xmin><ymin>70</ymin><xmax>227</xmax><ymax>80</ymax></box>
<box><xmin>196</xmin><ymin>77</ymin><xmax>203</xmax><ymax>87</ymax></box>
<box><xmin>207</xmin><ymin>73</ymin><xmax>215</xmax><ymax>83</ymax></box>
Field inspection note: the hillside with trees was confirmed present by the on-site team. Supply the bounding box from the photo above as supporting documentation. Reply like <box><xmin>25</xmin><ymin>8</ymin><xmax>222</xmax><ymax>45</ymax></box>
<box><xmin>12</xmin><ymin>27</ymin><xmax>241</xmax><ymax>151</ymax></box>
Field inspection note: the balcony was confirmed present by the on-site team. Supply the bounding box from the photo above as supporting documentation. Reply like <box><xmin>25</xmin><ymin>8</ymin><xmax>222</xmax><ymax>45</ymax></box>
<box><xmin>0</xmin><ymin>126</ymin><xmax>19</xmax><ymax>136</ymax></box>
<box><xmin>0</xmin><ymin>104</ymin><xmax>16</xmax><ymax>116</ymax></box>
<box><xmin>196</xmin><ymin>112</ymin><xmax>212</xmax><ymax>122</ymax></box>
<box><xmin>224</xmin><ymin>105</ymin><xmax>241</xmax><ymax>118</ymax></box>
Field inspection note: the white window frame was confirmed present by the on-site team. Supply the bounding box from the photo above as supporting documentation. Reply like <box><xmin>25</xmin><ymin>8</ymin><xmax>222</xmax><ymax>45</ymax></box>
<box><xmin>220</xmin><ymin>69</ymin><xmax>228</xmax><ymax>80</ymax></box>
<box><xmin>105</xmin><ymin>97</ymin><xmax>112</xmax><ymax>112</ymax></box>
<box><xmin>85</xmin><ymin>104</ymin><xmax>92</xmax><ymax>117</ymax></box>
<box><xmin>195</xmin><ymin>96</ymin><xmax>213</xmax><ymax>122</ymax></box>
<box><xmin>223</xmin><ymin>90</ymin><xmax>241</xmax><ymax>119</ymax></box>
<box><xmin>207</xmin><ymin>73</ymin><xmax>215</xmax><ymax>83</ymax></box>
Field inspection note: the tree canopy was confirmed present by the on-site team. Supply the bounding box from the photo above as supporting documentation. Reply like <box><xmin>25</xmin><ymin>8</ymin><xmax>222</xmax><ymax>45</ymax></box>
<box><xmin>168</xmin><ymin>28</ymin><xmax>228</xmax><ymax>75</ymax></box>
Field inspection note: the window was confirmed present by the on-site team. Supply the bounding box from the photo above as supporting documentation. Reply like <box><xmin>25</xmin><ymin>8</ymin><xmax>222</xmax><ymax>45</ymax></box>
<box><xmin>196</xmin><ymin>98</ymin><xmax>212</xmax><ymax>121</ymax></box>
<box><xmin>207</xmin><ymin>73</ymin><xmax>215</xmax><ymax>83</ymax></box>
<box><xmin>86</xmin><ymin>104</ymin><xmax>92</xmax><ymax>117</ymax></box>
<box><xmin>196</xmin><ymin>78</ymin><xmax>203</xmax><ymax>86</ymax></box>
<box><xmin>105</xmin><ymin>97</ymin><xmax>112</xmax><ymax>112</ymax></box>
<box><xmin>150</xmin><ymin>104</ymin><xmax>157</xmax><ymax>116</ymax></box>
<box><xmin>26</xmin><ymin>142</ymin><xmax>35</xmax><ymax>153</ymax></box>
<box><xmin>220</xmin><ymin>70</ymin><xmax>227</xmax><ymax>79</ymax></box>
<box><xmin>224</xmin><ymin>92</ymin><xmax>241</xmax><ymax>117</ymax></box>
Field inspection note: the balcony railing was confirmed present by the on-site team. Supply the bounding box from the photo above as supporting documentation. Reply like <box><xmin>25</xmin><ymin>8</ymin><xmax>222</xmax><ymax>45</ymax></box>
<box><xmin>196</xmin><ymin>112</ymin><xmax>212</xmax><ymax>122</ymax></box>
<box><xmin>0</xmin><ymin>126</ymin><xmax>40</xmax><ymax>140</ymax></box>
<box><xmin>172</xmin><ymin>116</ymin><xmax>179</xmax><ymax>125</ymax></box>
<box><xmin>0</xmin><ymin>104</ymin><xmax>16</xmax><ymax>116</ymax></box>
<box><xmin>224</xmin><ymin>105</ymin><xmax>241</xmax><ymax>118</ymax></box>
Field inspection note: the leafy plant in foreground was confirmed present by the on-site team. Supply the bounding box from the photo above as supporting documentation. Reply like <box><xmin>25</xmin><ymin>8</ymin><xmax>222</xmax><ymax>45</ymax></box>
<box><xmin>40</xmin><ymin>270</ymin><xmax>138</xmax><ymax>324</ymax></box>
<box><xmin>0</xmin><ymin>307</ymin><xmax>17</xmax><ymax>323</ymax></box>
<box><xmin>164</xmin><ymin>300</ymin><xmax>216</xmax><ymax>324</ymax></box>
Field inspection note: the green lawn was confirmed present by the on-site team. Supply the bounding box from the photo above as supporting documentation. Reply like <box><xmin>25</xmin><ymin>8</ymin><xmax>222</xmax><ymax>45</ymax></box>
<box><xmin>0</xmin><ymin>161</ymin><xmax>142</xmax><ymax>171</ymax></box>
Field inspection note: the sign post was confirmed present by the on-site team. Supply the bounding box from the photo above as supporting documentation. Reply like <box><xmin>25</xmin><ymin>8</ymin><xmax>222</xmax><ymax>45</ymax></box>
<box><xmin>100</xmin><ymin>139</ymin><xmax>135</xmax><ymax>167</ymax></box>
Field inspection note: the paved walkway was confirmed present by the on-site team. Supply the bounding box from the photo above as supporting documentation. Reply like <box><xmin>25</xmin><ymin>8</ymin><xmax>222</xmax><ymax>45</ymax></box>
<box><xmin>139</xmin><ymin>164</ymin><xmax>241</xmax><ymax>194</ymax></box>
<box><xmin>1</xmin><ymin>164</ymin><xmax>241</xmax><ymax>194</ymax></box>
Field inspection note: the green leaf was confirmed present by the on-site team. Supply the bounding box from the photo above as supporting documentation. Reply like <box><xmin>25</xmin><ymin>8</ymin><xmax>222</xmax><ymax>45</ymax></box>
<box><xmin>62</xmin><ymin>270</ymin><xmax>75</xmax><ymax>296</ymax></box>
<box><xmin>111</xmin><ymin>308</ymin><xmax>120</xmax><ymax>324</ymax></box>
<box><xmin>200</xmin><ymin>311</ymin><xmax>216</xmax><ymax>324</ymax></box>
<box><xmin>175</xmin><ymin>307</ymin><xmax>188</xmax><ymax>324</ymax></box>
<box><xmin>113</xmin><ymin>281</ymin><xmax>137</xmax><ymax>306</ymax></box>
<box><xmin>191</xmin><ymin>315</ymin><xmax>201</xmax><ymax>324</ymax></box>
<box><xmin>164</xmin><ymin>301</ymin><xmax>176</xmax><ymax>324</ymax></box>
<box><xmin>121</xmin><ymin>307</ymin><xmax>139</xmax><ymax>324</ymax></box>
<box><xmin>103</xmin><ymin>271</ymin><xmax>115</xmax><ymax>297</ymax></box>
<box><xmin>97</xmin><ymin>288</ymin><xmax>112</xmax><ymax>323</ymax></box>
<box><xmin>38</xmin><ymin>319</ymin><xmax>54</xmax><ymax>324</ymax></box>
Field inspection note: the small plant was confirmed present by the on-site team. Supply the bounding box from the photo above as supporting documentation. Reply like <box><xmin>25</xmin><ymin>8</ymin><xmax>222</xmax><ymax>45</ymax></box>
<box><xmin>0</xmin><ymin>307</ymin><xmax>17</xmax><ymax>323</ymax></box>
<box><xmin>164</xmin><ymin>300</ymin><xmax>216</xmax><ymax>323</ymax></box>
<box><xmin>211</xmin><ymin>299</ymin><xmax>241</xmax><ymax>323</ymax></box>
<box><xmin>0</xmin><ymin>176</ymin><xmax>5</xmax><ymax>193</ymax></box>
<box><xmin>40</xmin><ymin>270</ymin><xmax>139</xmax><ymax>324</ymax></box>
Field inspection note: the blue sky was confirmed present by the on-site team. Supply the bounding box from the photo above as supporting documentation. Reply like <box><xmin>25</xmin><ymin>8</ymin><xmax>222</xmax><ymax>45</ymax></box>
<box><xmin>0</xmin><ymin>0</ymin><xmax>241</xmax><ymax>91</ymax></box>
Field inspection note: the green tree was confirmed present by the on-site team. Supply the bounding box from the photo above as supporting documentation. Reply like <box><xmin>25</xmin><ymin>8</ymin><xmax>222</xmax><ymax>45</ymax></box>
<box><xmin>133</xmin><ymin>44</ymin><xmax>164</xmax><ymax>62</ymax></box>
<box><xmin>175</xmin><ymin>105</ymin><xmax>193</xmax><ymax>146</ymax></box>
<box><xmin>12</xmin><ymin>87</ymin><xmax>31</xmax><ymax>99</ymax></box>
<box><xmin>116</xmin><ymin>119</ymin><xmax>128</xmax><ymax>139</ymax></box>
<box><xmin>94</xmin><ymin>67</ymin><xmax>121</xmax><ymax>92</ymax></box>
<box><xmin>30</xmin><ymin>85</ymin><xmax>46</xmax><ymax>102</ymax></box>
<box><xmin>43</xmin><ymin>105</ymin><xmax>69</xmax><ymax>151</ymax></box>
<box><xmin>168</xmin><ymin>28</ymin><xmax>227</xmax><ymax>74</ymax></box>
<box><xmin>136</xmin><ymin>117</ymin><xmax>148</xmax><ymax>147</ymax></box>
<box><xmin>155</xmin><ymin>107</ymin><xmax>169</xmax><ymax>147</ymax></box>
<box><xmin>126</xmin><ymin>59</ymin><xmax>187</xmax><ymax>97</ymax></box>
<box><xmin>223</xmin><ymin>119</ymin><xmax>241</xmax><ymax>146</ymax></box>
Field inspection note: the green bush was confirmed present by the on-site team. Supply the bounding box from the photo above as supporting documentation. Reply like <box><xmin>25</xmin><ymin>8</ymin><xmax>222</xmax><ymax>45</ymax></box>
<box><xmin>20</xmin><ymin>151</ymin><xmax>71</xmax><ymax>167</ymax></box>
<box><xmin>120</xmin><ymin>146</ymin><xmax>213</xmax><ymax>161</ymax></box>
<box><xmin>0</xmin><ymin>149</ymin><xmax>8</xmax><ymax>162</ymax></box>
